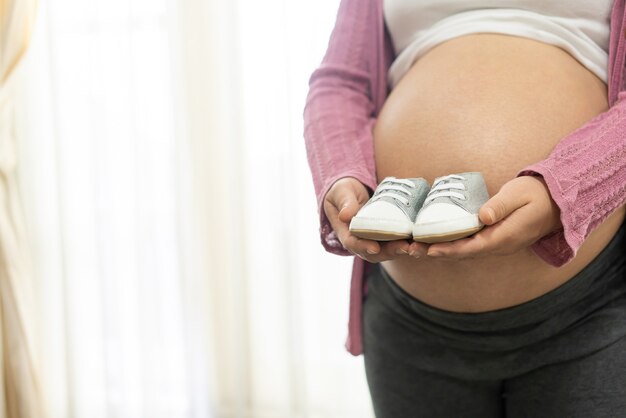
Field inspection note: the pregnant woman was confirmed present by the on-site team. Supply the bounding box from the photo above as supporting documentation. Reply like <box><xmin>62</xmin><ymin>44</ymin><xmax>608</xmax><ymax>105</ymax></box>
<box><xmin>304</xmin><ymin>0</ymin><xmax>626</xmax><ymax>416</ymax></box>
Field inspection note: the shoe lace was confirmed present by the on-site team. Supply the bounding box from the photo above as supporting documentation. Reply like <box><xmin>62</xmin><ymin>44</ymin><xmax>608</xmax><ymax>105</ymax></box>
<box><xmin>372</xmin><ymin>177</ymin><xmax>415</xmax><ymax>206</ymax></box>
<box><xmin>424</xmin><ymin>174</ymin><xmax>466</xmax><ymax>204</ymax></box>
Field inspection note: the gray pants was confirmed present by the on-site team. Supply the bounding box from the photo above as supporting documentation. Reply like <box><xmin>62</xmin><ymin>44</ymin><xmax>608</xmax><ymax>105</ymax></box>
<box><xmin>363</xmin><ymin>221</ymin><xmax>626</xmax><ymax>418</ymax></box>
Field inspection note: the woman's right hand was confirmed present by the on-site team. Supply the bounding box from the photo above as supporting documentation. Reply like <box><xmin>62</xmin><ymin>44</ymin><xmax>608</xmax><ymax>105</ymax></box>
<box><xmin>323</xmin><ymin>177</ymin><xmax>428</xmax><ymax>262</ymax></box>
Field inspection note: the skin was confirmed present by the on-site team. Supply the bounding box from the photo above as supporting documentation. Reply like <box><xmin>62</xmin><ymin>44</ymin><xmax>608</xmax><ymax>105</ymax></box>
<box><xmin>323</xmin><ymin>175</ymin><xmax>562</xmax><ymax>263</ymax></box>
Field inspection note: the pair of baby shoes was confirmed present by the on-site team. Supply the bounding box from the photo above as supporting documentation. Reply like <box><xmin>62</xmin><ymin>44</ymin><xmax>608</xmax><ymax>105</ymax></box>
<box><xmin>349</xmin><ymin>172</ymin><xmax>490</xmax><ymax>243</ymax></box>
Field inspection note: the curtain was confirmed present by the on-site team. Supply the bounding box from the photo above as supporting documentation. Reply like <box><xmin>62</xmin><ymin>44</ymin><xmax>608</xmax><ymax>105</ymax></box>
<box><xmin>0</xmin><ymin>0</ymin><xmax>47</xmax><ymax>416</ymax></box>
<box><xmin>14</xmin><ymin>0</ymin><xmax>374</xmax><ymax>416</ymax></box>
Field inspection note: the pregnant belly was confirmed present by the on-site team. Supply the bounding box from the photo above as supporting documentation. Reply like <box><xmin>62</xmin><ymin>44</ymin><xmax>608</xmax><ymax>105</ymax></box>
<box><xmin>374</xmin><ymin>34</ymin><xmax>626</xmax><ymax>312</ymax></box>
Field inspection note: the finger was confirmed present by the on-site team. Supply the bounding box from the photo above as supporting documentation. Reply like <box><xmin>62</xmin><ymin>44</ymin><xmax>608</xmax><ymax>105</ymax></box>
<box><xmin>334</xmin><ymin>203</ymin><xmax>381</xmax><ymax>254</ymax></box>
<box><xmin>408</xmin><ymin>241</ymin><xmax>430</xmax><ymax>257</ymax></box>
<box><xmin>479</xmin><ymin>183</ymin><xmax>530</xmax><ymax>225</ymax></box>
<box><xmin>381</xmin><ymin>240</ymin><xmax>412</xmax><ymax>256</ymax></box>
<box><xmin>427</xmin><ymin>223</ymin><xmax>510</xmax><ymax>259</ymax></box>
<box><xmin>358</xmin><ymin>240</ymin><xmax>428</xmax><ymax>261</ymax></box>
<box><xmin>338</xmin><ymin>203</ymin><xmax>360</xmax><ymax>224</ymax></box>
<box><xmin>358</xmin><ymin>240</ymin><xmax>413</xmax><ymax>263</ymax></box>
<box><xmin>427</xmin><ymin>237</ymin><xmax>489</xmax><ymax>259</ymax></box>
<box><xmin>323</xmin><ymin>201</ymin><xmax>379</xmax><ymax>256</ymax></box>
<box><xmin>326</xmin><ymin>186</ymin><xmax>365</xmax><ymax>224</ymax></box>
<box><xmin>322</xmin><ymin>193</ymin><xmax>370</xmax><ymax>246</ymax></box>
<box><xmin>341</xmin><ymin>232</ymin><xmax>381</xmax><ymax>256</ymax></box>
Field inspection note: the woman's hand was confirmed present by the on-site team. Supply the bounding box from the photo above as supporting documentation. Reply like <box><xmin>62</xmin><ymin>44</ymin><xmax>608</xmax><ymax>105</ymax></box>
<box><xmin>423</xmin><ymin>175</ymin><xmax>562</xmax><ymax>260</ymax></box>
<box><xmin>324</xmin><ymin>177</ymin><xmax>429</xmax><ymax>262</ymax></box>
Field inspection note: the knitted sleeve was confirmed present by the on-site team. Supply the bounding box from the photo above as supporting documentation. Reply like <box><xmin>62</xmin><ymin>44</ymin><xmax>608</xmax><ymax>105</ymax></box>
<box><xmin>302</xmin><ymin>0</ymin><xmax>382</xmax><ymax>255</ymax></box>
<box><xmin>517</xmin><ymin>92</ymin><xmax>626</xmax><ymax>267</ymax></box>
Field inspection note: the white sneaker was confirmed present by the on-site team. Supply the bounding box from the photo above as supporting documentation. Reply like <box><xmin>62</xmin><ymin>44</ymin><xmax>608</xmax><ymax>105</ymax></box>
<box><xmin>413</xmin><ymin>172</ymin><xmax>490</xmax><ymax>243</ymax></box>
<box><xmin>349</xmin><ymin>177</ymin><xmax>430</xmax><ymax>241</ymax></box>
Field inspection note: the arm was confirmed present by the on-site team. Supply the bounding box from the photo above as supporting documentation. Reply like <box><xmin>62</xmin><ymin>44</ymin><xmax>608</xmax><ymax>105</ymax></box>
<box><xmin>426</xmin><ymin>4</ymin><xmax>626</xmax><ymax>263</ymax></box>
<box><xmin>425</xmin><ymin>93</ymin><xmax>626</xmax><ymax>265</ymax></box>
<box><xmin>516</xmin><ymin>91</ymin><xmax>626</xmax><ymax>267</ymax></box>
<box><xmin>302</xmin><ymin>0</ymin><xmax>388</xmax><ymax>255</ymax></box>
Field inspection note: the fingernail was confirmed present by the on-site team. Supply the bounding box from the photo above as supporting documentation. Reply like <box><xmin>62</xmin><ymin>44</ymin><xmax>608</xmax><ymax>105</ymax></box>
<box><xmin>429</xmin><ymin>251</ymin><xmax>443</xmax><ymax>257</ymax></box>
<box><xmin>486</xmin><ymin>207</ymin><xmax>496</xmax><ymax>223</ymax></box>
<box><xmin>366</xmin><ymin>248</ymin><xmax>377</xmax><ymax>255</ymax></box>
<box><xmin>409</xmin><ymin>250</ymin><xmax>419</xmax><ymax>258</ymax></box>
<box><xmin>395</xmin><ymin>249</ymin><xmax>408</xmax><ymax>255</ymax></box>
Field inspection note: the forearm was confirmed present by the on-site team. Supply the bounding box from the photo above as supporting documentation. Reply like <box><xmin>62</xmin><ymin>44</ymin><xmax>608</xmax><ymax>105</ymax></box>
<box><xmin>302</xmin><ymin>0</ymin><xmax>383</xmax><ymax>254</ymax></box>
<box><xmin>517</xmin><ymin>93</ymin><xmax>626</xmax><ymax>266</ymax></box>
<box><xmin>303</xmin><ymin>84</ymin><xmax>378</xmax><ymax>254</ymax></box>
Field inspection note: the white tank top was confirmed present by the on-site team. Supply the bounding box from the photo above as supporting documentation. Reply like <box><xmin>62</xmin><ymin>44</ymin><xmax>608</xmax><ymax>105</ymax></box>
<box><xmin>384</xmin><ymin>1</ymin><xmax>613</xmax><ymax>88</ymax></box>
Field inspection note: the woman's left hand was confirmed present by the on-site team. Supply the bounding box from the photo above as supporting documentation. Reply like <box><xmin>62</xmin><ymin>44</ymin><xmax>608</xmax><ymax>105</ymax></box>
<box><xmin>412</xmin><ymin>175</ymin><xmax>563</xmax><ymax>260</ymax></box>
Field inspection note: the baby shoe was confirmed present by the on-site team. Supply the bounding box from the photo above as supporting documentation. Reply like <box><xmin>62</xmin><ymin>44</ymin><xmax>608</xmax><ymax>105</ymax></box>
<box><xmin>413</xmin><ymin>172</ymin><xmax>489</xmax><ymax>243</ymax></box>
<box><xmin>349</xmin><ymin>177</ymin><xmax>430</xmax><ymax>241</ymax></box>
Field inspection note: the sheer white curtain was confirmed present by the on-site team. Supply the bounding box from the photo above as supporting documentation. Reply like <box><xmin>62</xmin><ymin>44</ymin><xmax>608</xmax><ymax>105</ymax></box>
<box><xmin>15</xmin><ymin>0</ymin><xmax>374</xmax><ymax>416</ymax></box>
<box><xmin>16</xmin><ymin>0</ymin><xmax>209</xmax><ymax>416</ymax></box>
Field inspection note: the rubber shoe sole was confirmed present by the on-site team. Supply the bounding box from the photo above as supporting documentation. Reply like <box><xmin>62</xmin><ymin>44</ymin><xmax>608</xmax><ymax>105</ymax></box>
<box><xmin>350</xmin><ymin>217</ymin><xmax>413</xmax><ymax>241</ymax></box>
<box><xmin>413</xmin><ymin>214</ymin><xmax>483</xmax><ymax>243</ymax></box>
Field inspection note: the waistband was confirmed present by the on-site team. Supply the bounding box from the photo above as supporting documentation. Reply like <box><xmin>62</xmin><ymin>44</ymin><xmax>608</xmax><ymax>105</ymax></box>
<box><xmin>376</xmin><ymin>220</ymin><xmax>626</xmax><ymax>334</ymax></box>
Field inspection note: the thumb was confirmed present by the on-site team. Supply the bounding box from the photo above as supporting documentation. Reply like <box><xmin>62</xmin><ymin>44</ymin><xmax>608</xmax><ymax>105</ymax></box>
<box><xmin>337</xmin><ymin>194</ymin><xmax>361</xmax><ymax>223</ymax></box>
<box><xmin>479</xmin><ymin>187</ymin><xmax>526</xmax><ymax>225</ymax></box>
<box><xmin>325</xmin><ymin>177</ymin><xmax>369</xmax><ymax>223</ymax></box>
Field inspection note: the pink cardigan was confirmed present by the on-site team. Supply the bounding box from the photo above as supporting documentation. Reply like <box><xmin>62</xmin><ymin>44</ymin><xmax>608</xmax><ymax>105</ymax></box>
<box><xmin>303</xmin><ymin>0</ymin><xmax>626</xmax><ymax>356</ymax></box>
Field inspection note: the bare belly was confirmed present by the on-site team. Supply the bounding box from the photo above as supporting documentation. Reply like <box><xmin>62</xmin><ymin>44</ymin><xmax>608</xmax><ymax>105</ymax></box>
<box><xmin>374</xmin><ymin>34</ymin><xmax>626</xmax><ymax>312</ymax></box>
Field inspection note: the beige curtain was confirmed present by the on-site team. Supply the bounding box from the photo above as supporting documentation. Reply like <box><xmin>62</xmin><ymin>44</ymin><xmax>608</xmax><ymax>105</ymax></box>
<box><xmin>0</xmin><ymin>0</ymin><xmax>46</xmax><ymax>417</ymax></box>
